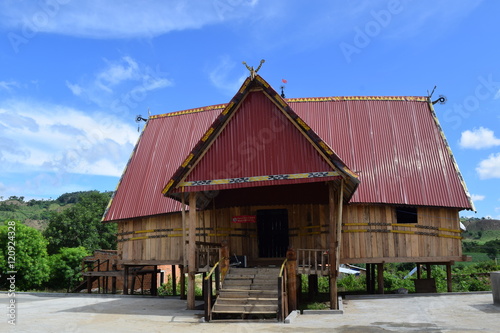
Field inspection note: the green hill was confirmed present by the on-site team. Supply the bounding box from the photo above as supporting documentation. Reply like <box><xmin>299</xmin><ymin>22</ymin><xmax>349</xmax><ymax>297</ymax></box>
<box><xmin>0</xmin><ymin>191</ymin><xmax>109</xmax><ymax>231</ymax></box>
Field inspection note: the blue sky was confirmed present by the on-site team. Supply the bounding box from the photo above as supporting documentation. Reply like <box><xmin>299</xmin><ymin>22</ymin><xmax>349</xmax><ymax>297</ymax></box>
<box><xmin>0</xmin><ymin>0</ymin><xmax>498</xmax><ymax>218</ymax></box>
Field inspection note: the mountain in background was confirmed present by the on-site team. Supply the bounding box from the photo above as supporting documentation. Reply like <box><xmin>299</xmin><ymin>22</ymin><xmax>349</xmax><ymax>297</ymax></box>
<box><xmin>0</xmin><ymin>191</ymin><xmax>111</xmax><ymax>230</ymax></box>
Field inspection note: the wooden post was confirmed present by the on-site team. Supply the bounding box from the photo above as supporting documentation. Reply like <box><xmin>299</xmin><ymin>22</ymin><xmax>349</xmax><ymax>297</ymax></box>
<box><xmin>187</xmin><ymin>192</ymin><xmax>198</xmax><ymax>310</ymax></box>
<box><xmin>123</xmin><ymin>265</ymin><xmax>129</xmax><ymax>295</ymax></box>
<box><xmin>309</xmin><ymin>275</ymin><xmax>318</xmax><ymax>299</ymax></box>
<box><xmin>366</xmin><ymin>263</ymin><xmax>372</xmax><ymax>294</ymax></box>
<box><xmin>180</xmin><ymin>265</ymin><xmax>186</xmax><ymax>300</ymax></box>
<box><xmin>417</xmin><ymin>264</ymin><xmax>422</xmax><ymax>279</ymax></box>
<box><xmin>151</xmin><ymin>265</ymin><xmax>158</xmax><ymax>296</ymax></box>
<box><xmin>446</xmin><ymin>263</ymin><xmax>453</xmax><ymax>292</ymax></box>
<box><xmin>220</xmin><ymin>240</ymin><xmax>230</xmax><ymax>279</ymax></box>
<box><xmin>371</xmin><ymin>264</ymin><xmax>376</xmax><ymax>293</ymax></box>
<box><xmin>377</xmin><ymin>263</ymin><xmax>384</xmax><ymax>294</ymax></box>
<box><xmin>297</xmin><ymin>274</ymin><xmax>302</xmax><ymax>304</ymax></box>
<box><xmin>426</xmin><ymin>263</ymin><xmax>432</xmax><ymax>279</ymax></box>
<box><xmin>181</xmin><ymin>194</ymin><xmax>187</xmax><ymax>268</ymax></box>
<box><xmin>286</xmin><ymin>247</ymin><xmax>297</xmax><ymax>311</ymax></box>
<box><xmin>172</xmin><ymin>265</ymin><xmax>177</xmax><ymax>296</ymax></box>
<box><xmin>328</xmin><ymin>180</ymin><xmax>343</xmax><ymax>310</ymax></box>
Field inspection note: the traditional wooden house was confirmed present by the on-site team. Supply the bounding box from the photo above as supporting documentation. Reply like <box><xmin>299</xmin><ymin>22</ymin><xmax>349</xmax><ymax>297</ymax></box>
<box><xmin>102</xmin><ymin>70</ymin><xmax>473</xmax><ymax>320</ymax></box>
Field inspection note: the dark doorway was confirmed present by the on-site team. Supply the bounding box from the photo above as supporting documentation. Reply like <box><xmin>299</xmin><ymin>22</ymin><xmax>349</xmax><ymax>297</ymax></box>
<box><xmin>257</xmin><ymin>209</ymin><xmax>289</xmax><ymax>258</ymax></box>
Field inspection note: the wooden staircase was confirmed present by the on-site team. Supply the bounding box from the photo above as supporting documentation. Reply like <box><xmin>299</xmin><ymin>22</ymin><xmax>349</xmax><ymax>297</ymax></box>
<box><xmin>211</xmin><ymin>267</ymin><xmax>280</xmax><ymax>320</ymax></box>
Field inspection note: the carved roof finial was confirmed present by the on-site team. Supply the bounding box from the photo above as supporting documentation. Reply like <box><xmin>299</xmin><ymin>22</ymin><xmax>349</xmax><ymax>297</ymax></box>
<box><xmin>242</xmin><ymin>59</ymin><xmax>265</xmax><ymax>79</ymax></box>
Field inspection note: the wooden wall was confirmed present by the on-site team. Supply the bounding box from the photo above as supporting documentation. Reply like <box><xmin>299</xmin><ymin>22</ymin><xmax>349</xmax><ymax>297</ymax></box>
<box><xmin>341</xmin><ymin>205</ymin><xmax>463</xmax><ymax>263</ymax></box>
<box><xmin>117</xmin><ymin>204</ymin><xmax>463</xmax><ymax>264</ymax></box>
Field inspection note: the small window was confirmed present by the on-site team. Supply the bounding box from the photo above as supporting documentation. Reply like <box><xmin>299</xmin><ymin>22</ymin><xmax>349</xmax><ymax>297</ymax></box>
<box><xmin>396</xmin><ymin>207</ymin><xmax>418</xmax><ymax>224</ymax></box>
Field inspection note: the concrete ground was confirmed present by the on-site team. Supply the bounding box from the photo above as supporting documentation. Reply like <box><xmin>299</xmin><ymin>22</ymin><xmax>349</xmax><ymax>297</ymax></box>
<box><xmin>1</xmin><ymin>292</ymin><xmax>499</xmax><ymax>332</ymax></box>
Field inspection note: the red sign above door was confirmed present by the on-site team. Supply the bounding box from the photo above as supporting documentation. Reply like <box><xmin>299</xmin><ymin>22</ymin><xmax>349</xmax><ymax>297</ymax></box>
<box><xmin>232</xmin><ymin>215</ymin><xmax>256</xmax><ymax>223</ymax></box>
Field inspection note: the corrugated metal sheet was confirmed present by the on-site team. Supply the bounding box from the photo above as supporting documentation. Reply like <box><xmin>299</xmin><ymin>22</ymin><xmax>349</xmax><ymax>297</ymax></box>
<box><xmin>177</xmin><ymin>91</ymin><xmax>340</xmax><ymax>192</ymax></box>
<box><xmin>103</xmin><ymin>94</ymin><xmax>473</xmax><ymax>222</ymax></box>
<box><xmin>292</xmin><ymin>98</ymin><xmax>472</xmax><ymax>209</ymax></box>
<box><xmin>103</xmin><ymin>108</ymin><xmax>222</xmax><ymax>221</ymax></box>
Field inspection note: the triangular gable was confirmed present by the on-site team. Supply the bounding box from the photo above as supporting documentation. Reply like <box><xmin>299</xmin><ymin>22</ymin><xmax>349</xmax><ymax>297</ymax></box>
<box><xmin>162</xmin><ymin>75</ymin><xmax>359</xmax><ymax>201</ymax></box>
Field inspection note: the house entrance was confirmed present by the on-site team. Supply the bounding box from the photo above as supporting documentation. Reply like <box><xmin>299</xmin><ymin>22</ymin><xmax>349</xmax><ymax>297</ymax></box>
<box><xmin>256</xmin><ymin>209</ymin><xmax>289</xmax><ymax>258</ymax></box>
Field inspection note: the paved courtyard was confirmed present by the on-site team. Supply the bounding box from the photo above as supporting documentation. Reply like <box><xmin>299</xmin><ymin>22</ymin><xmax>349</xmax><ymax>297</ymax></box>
<box><xmin>1</xmin><ymin>292</ymin><xmax>499</xmax><ymax>332</ymax></box>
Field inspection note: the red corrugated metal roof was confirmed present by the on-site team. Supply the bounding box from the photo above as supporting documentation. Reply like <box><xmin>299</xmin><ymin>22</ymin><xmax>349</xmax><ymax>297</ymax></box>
<box><xmin>292</xmin><ymin>97</ymin><xmax>472</xmax><ymax>209</ymax></box>
<box><xmin>162</xmin><ymin>75</ymin><xmax>359</xmax><ymax>199</ymax></box>
<box><xmin>103</xmin><ymin>85</ymin><xmax>473</xmax><ymax>222</ymax></box>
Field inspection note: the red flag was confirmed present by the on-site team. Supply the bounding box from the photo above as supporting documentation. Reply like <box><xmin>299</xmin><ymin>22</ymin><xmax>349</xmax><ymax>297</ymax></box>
<box><xmin>282</xmin><ymin>79</ymin><xmax>288</xmax><ymax>84</ymax></box>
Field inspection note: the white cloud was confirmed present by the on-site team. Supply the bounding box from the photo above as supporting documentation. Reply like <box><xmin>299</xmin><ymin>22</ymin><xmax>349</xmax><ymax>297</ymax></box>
<box><xmin>0</xmin><ymin>0</ymin><xmax>260</xmax><ymax>39</ymax></box>
<box><xmin>0</xmin><ymin>81</ymin><xmax>19</xmax><ymax>92</ymax></box>
<box><xmin>471</xmin><ymin>194</ymin><xmax>485</xmax><ymax>201</ymax></box>
<box><xmin>476</xmin><ymin>153</ymin><xmax>500</xmax><ymax>179</ymax></box>
<box><xmin>0</xmin><ymin>100</ymin><xmax>139</xmax><ymax>178</ymax></box>
<box><xmin>460</xmin><ymin>127</ymin><xmax>500</xmax><ymax>149</ymax></box>
<box><xmin>208</xmin><ymin>56</ymin><xmax>247</xmax><ymax>94</ymax></box>
<box><xmin>66</xmin><ymin>56</ymin><xmax>172</xmax><ymax>109</ymax></box>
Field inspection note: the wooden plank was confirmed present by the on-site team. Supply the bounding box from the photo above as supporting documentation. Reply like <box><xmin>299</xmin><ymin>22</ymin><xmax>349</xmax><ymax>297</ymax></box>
<box><xmin>341</xmin><ymin>256</ymin><xmax>467</xmax><ymax>264</ymax></box>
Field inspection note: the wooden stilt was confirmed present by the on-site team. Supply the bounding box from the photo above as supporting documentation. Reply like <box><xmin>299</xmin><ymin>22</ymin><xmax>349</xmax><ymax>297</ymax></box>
<box><xmin>172</xmin><ymin>265</ymin><xmax>177</xmax><ymax>296</ymax></box>
<box><xmin>123</xmin><ymin>266</ymin><xmax>129</xmax><ymax>295</ymax></box>
<box><xmin>328</xmin><ymin>180</ymin><xmax>343</xmax><ymax>310</ymax></box>
<box><xmin>151</xmin><ymin>265</ymin><xmax>158</xmax><ymax>296</ymax></box>
<box><xmin>187</xmin><ymin>192</ymin><xmax>197</xmax><ymax>310</ymax></box>
<box><xmin>181</xmin><ymin>194</ymin><xmax>187</xmax><ymax>268</ymax></box>
<box><xmin>446</xmin><ymin>263</ymin><xmax>453</xmax><ymax>292</ymax></box>
<box><xmin>366</xmin><ymin>263</ymin><xmax>372</xmax><ymax>294</ymax></box>
<box><xmin>309</xmin><ymin>275</ymin><xmax>318</xmax><ymax>299</ymax></box>
<box><xmin>371</xmin><ymin>264</ymin><xmax>376</xmax><ymax>293</ymax></box>
<box><xmin>377</xmin><ymin>263</ymin><xmax>384</xmax><ymax>294</ymax></box>
<box><xmin>112</xmin><ymin>276</ymin><xmax>116</xmax><ymax>294</ymax></box>
<box><xmin>286</xmin><ymin>247</ymin><xmax>297</xmax><ymax>311</ymax></box>
<box><xmin>297</xmin><ymin>274</ymin><xmax>302</xmax><ymax>304</ymax></box>
<box><xmin>417</xmin><ymin>264</ymin><xmax>422</xmax><ymax>279</ymax></box>
<box><xmin>180</xmin><ymin>265</ymin><xmax>186</xmax><ymax>300</ymax></box>
<box><xmin>426</xmin><ymin>263</ymin><xmax>432</xmax><ymax>279</ymax></box>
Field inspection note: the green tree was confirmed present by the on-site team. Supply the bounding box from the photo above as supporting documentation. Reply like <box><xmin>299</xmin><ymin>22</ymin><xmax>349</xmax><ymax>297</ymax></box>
<box><xmin>44</xmin><ymin>191</ymin><xmax>116</xmax><ymax>254</ymax></box>
<box><xmin>46</xmin><ymin>247</ymin><xmax>89</xmax><ymax>292</ymax></box>
<box><xmin>0</xmin><ymin>220</ymin><xmax>50</xmax><ymax>290</ymax></box>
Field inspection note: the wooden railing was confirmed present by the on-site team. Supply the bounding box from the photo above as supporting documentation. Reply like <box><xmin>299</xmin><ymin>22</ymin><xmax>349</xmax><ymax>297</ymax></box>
<box><xmin>195</xmin><ymin>241</ymin><xmax>221</xmax><ymax>272</ymax></box>
<box><xmin>297</xmin><ymin>249</ymin><xmax>330</xmax><ymax>276</ymax></box>
<box><xmin>203</xmin><ymin>260</ymin><xmax>222</xmax><ymax>322</ymax></box>
<box><xmin>277</xmin><ymin>258</ymin><xmax>288</xmax><ymax>322</ymax></box>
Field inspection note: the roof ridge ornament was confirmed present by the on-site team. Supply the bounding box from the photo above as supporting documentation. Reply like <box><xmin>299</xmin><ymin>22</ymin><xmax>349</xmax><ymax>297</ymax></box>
<box><xmin>242</xmin><ymin>59</ymin><xmax>265</xmax><ymax>79</ymax></box>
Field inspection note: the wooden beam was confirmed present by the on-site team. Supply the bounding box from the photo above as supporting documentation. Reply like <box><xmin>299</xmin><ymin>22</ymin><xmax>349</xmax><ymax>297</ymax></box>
<box><xmin>187</xmin><ymin>192</ymin><xmax>198</xmax><ymax>310</ymax></box>
<box><xmin>341</xmin><ymin>256</ymin><xmax>466</xmax><ymax>264</ymax></box>
<box><xmin>118</xmin><ymin>260</ymin><xmax>182</xmax><ymax>266</ymax></box>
